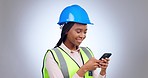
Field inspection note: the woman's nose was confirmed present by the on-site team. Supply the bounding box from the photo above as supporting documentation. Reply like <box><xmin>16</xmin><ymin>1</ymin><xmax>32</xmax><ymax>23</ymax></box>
<box><xmin>79</xmin><ymin>33</ymin><xmax>86</xmax><ymax>38</ymax></box>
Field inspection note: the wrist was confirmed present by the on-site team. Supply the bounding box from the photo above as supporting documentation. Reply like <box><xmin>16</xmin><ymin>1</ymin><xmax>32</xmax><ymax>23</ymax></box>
<box><xmin>100</xmin><ymin>69</ymin><xmax>106</xmax><ymax>76</ymax></box>
<box><xmin>77</xmin><ymin>66</ymin><xmax>88</xmax><ymax>77</ymax></box>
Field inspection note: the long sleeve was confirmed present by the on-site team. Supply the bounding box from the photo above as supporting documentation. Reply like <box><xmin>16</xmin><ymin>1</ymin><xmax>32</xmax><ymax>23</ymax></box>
<box><xmin>45</xmin><ymin>52</ymin><xmax>64</xmax><ymax>78</ymax></box>
<box><xmin>93</xmin><ymin>69</ymin><xmax>106</xmax><ymax>78</ymax></box>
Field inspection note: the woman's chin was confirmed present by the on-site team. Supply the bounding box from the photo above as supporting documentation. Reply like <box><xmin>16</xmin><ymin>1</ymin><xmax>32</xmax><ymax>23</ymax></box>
<box><xmin>76</xmin><ymin>42</ymin><xmax>82</xmax><ymax>46</ymax></box>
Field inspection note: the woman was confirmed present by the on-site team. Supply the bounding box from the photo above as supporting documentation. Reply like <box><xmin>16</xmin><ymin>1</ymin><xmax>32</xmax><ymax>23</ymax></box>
<box><xmin>42</xmin><ymin>5</ymin><xmax>110</xmax><ymax>78</ymax></box>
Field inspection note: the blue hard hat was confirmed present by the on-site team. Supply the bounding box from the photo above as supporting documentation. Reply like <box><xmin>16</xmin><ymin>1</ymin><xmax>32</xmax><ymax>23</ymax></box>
<box><xmin>57</xmin><ymin>5</ymin><xmax>93</xmax><ymax>25</ymax></box>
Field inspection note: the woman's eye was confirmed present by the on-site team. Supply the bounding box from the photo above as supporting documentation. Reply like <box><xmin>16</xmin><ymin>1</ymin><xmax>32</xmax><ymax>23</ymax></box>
<box><xmin>76</xmin><ymin>30</ymin><xmax>81</xmax><ymax>33</ymax></box>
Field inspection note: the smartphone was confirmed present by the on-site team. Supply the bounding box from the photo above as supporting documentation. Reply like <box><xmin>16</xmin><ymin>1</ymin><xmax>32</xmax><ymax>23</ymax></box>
<box><xmin>99</xmin><ymin>53</ymin><xmax>112</xmax><ymax>60</ymax></box>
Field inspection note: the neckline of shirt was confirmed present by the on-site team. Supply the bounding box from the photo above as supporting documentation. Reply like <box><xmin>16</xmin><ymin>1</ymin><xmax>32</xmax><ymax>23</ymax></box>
<box><xmin>60</xmin><ymin>43</ymin><xmax>80</xmax><ymax>53</ymax></box>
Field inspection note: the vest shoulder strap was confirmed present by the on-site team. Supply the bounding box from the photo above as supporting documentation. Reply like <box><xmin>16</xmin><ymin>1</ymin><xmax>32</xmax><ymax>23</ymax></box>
<box><xmin>52</xmin><ymin>47</ymin><xmax>69</xmax><ymax>78</ymax></box>
<box><xmin>80</xmin><ymin>47</ymin><xmax>94</xmax><ymax>76</ymax></box>
<box><xmin>80</xmin><ymin>47</ymin><xmax>93</xmax><ymax>59</ymax></box>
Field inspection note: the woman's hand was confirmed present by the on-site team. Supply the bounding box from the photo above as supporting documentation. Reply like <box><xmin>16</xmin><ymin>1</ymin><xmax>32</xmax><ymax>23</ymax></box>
<box><xmin>77</xmin><ymin>57</ymin><xmax>100</xmax><ymax>77</ymax></box>
<box><xmin>99</xmin><ymin>58</ymin><xmax>110</xmax><ymax>75</ymax></box>
<box><xmin>83</xmin><ymin>57</ymin><xmax>101</xmax><ymax>70</ymax></box>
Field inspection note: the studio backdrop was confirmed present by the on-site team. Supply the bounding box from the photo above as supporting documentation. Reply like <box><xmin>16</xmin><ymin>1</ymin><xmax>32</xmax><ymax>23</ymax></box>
<box><xmin>0</xmin><ymin>0</ymin><xmax>148</xmax><ymax>78</ymax></box>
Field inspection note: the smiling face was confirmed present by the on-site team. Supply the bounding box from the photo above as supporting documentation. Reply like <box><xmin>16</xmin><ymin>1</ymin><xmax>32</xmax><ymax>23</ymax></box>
<box><xmin>64</xmin><ymin>23</ymin><xmax>87</xmax><ymax>50</ymax></box>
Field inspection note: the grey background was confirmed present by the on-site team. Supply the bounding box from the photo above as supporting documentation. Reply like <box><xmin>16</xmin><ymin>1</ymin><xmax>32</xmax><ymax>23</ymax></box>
<box><xmin>0</xmin><ymin>0</ymin><xmax>148</xmax><ymax>78</ymax></box>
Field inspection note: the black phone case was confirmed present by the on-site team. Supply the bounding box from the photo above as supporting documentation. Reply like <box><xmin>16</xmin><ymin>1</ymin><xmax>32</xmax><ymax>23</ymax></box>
<box><xmin>99</xmin><ymin>53</ymin><xmax>112</xmax><ymax>60</ymax></box>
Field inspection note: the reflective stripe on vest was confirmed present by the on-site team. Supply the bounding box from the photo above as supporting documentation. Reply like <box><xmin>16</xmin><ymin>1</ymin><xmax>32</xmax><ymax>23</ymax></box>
<box><xmin>53</xmin><ymin>48</ymin><xmax>69</xmax><ymax>78</ymax></box>
<box><xmin>42</xmin><ymin>47</ymin><xmax>94</xmax><ymax>78</ymax></box>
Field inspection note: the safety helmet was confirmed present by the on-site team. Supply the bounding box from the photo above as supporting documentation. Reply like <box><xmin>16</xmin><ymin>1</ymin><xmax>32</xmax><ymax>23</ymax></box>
<box><xmin>57</xmin><ymin>5</ymin><xmax>93</xmax><ymax>25</ymax></box>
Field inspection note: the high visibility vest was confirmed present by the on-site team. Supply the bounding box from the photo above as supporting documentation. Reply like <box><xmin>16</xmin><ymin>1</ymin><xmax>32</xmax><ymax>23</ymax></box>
<box><xmin>42</xmin><ymin>47</ymin><xmax>94</xmax><ymax>78</ymax></box>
